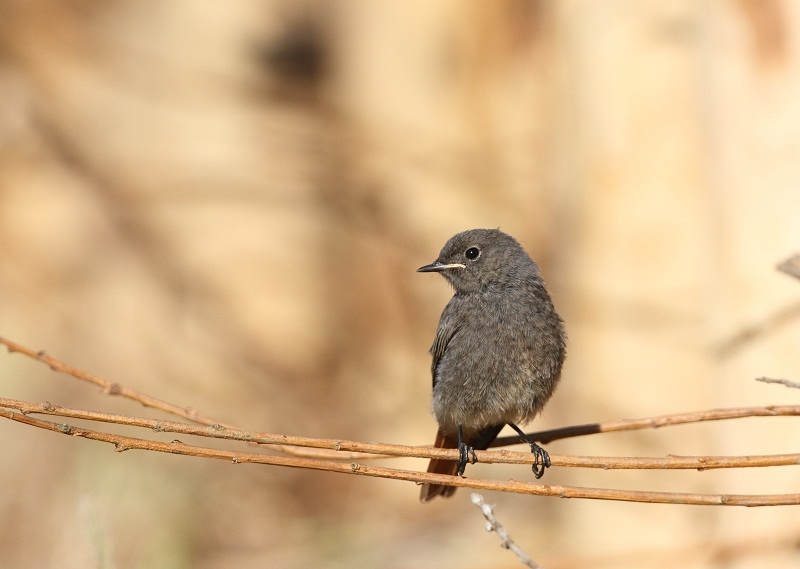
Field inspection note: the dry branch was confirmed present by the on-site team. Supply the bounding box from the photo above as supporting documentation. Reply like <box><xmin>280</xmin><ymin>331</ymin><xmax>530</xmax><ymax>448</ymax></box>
<box><xmin>2</xmin><ymin>335</ymin><xmax>799</xmax><ymax>506</ymax></box>
<box><xmin>0</xmin><ymin>337</ymin><xmax>222</xmax><ymax>425</ymax></box>
<box><xmin>0</xmin><ymin>336</ymin><xmax>366</xmax><ymax>460</ymax></box>
<box><xmin>3</xmin><ymin>335</ymin><xmax>799</xmax><ymax>453</ymax></box>
<box><xmin>494</xmin><ymin>404</ymin><xmax>800</xmax><ymax>446</ymax></box>
<box><xmin>471</xmin><ymin>493</ymin><xmax>542</xmax><ymax>569</ymax></box>
<box><xmin>1</xmin><ymin>397</ymin><xmax>799</xmax><ymax>471</ymax></box>
<box><xmin>756</xmin><ymin>377</ymin><xmax>800</xmax><ymax>390</ymax></box>
<box><xmin>1</xmin><ymin>405</ymin><xmax>798</xmax><ymax>507</ymax></box>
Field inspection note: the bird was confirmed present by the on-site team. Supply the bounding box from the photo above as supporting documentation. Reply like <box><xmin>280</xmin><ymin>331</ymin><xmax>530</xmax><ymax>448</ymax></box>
<box><xmin>417</xmin><ymin>228</ymin><xmax>566</xmax><ymax>501</ymax></box>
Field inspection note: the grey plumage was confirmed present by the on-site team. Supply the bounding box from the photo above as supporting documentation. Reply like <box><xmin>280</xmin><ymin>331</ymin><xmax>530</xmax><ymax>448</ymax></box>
<box><xmin>417</xmin><ymin>229</ymin><xmax>566</xmax><ymax>501</ymax></box>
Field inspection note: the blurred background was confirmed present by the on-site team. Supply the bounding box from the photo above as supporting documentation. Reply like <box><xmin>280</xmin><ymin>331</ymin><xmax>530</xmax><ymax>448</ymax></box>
<box><xmin>1</xmin><ymin>1</ymin><xmax>800</xmax><ymax>567</ymax></box>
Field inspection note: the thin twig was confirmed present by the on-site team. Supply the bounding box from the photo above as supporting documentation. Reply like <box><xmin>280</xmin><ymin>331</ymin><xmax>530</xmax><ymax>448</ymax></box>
<box><xmin>3</xmin><ymin>336</ymin><xmax>800</xmax><ymax>505</ymax></box>
<box><xmin>0</xmin><ymin>336</ymin><xmax>222</xmax><ymax>425</ymax></box>
<box><xmin>1</xmin><ymin>406</ymin><xmax>798</xmax><ymax>506</ymax></box>
<box><xmin>756</xmin><ymin>377</ymin><xmax>800</xmax><ymax>390</ymax></box>
<box><xmin>2</xmin><ymin>397</ymin><xmax>799</xmax><ymax>470</ymax></box>
<box><xmin>3</xmin><ymin>335</ymin><xmax>799</xmax><ymax>455</ymax></box>
<box><xmin>471</xmin><ymin>493</ymin><xmax>542</xmax><ymax>568</ymax></box>
<box><xmin>0</xmin><ymin>336</ymin><xmax>370</xmax><ymax>460</ymax></box>
<box><xmin>495</xmin><ymin>404</ymin><xmax>800</xmax><ymax>447</ymax></box>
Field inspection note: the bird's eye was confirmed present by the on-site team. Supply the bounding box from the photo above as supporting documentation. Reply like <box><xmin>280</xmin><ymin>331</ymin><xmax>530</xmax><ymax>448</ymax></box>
<box><xmin>464</xmin><ymin>247</ymin><xmax>481</xmax><ymax>260</ymax></box>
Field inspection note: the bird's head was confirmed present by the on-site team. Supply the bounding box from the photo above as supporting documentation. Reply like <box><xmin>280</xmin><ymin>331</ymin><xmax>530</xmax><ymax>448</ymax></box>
<box><xmin>417</xmin><ymin>229</ymin><xmax>540</xmax><ymax>293</ymax></box>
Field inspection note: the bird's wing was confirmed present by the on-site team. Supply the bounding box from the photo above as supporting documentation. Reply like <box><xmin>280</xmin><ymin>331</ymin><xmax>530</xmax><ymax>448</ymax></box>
<box><xmin>430</xmin><ymin>304</ymin><xmax>461</xmax><ymax>389</ymax></box>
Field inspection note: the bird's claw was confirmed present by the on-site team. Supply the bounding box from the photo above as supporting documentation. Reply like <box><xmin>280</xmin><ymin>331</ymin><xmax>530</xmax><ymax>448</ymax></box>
<box><xmin>529</xmin><ymin>443</ymin><xmax>551</xmax><ymax>479</ymax></box>
<box><xmin>456</xmin><ymin>441</ymin><xmax>477</xmax><ymax>476</ymax></box>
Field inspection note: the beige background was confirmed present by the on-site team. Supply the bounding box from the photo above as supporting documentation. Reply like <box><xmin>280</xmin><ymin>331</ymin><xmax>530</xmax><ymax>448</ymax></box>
<box><xmin>1</xmin><ymin>1</ymin><xmax>799</xmax><ymax>568</ymax></box>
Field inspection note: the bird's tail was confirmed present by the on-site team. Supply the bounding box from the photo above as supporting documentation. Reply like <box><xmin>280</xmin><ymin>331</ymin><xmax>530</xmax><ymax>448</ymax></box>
<box><xmin>419</xmin><ymin>430</ymin><xmax>460</xmax><ymax>502</ymax></box>
<box><xmin>419</xmin><ymin>424</ymin><xmax>504</xmax><ymax>502</ymax></box>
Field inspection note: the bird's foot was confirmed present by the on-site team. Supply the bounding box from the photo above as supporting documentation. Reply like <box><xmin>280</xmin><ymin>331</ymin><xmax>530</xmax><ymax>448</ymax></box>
<box><xmin>528</xmin><ymin>442</ymin><xmax>551</xmax><ymax>479</ymax></box>
<box><xmin>456</xmin><ymin>441</ymin><xmax>477</xmax><ymax>476</ymax></box>
<box><xmin>456</xmin><ymin>425</ymin><xmax>477</xmax><ymax>476</ymax></box>
<box><xmin>508</xmin><ymin>422</ymin><xmax>551</xmax><ymax>479</ymax></box>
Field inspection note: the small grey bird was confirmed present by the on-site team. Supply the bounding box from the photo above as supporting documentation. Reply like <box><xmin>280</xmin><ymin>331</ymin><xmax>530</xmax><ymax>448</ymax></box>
<box><xmin>417</xmin><ymin>229</ymin><xmax>566</xmax><ymax>502</ymax></box>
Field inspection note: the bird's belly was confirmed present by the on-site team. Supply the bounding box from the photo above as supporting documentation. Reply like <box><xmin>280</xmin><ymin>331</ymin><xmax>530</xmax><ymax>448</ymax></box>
<box><xmin>431</xmin><ymin>366</ymin><xmax>546</xmax><ymax>436</ymax></box>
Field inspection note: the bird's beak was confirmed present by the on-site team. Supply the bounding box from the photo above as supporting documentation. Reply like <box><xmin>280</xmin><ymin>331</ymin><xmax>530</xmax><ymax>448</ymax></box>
<box><xmin>417</xmin><ymin>261</ymin><xmax>466</xmax><ymax>273</ymax></box>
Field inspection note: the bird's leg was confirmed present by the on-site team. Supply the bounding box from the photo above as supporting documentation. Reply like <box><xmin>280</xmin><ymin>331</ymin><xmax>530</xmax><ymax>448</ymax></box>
<box><xmin>456</xmin><ymin>425</ymin><xmax>477</xmax><ymax>476</ymax></box>
<box><xmin>508</xmin><ymin>423</ymin><xmax>551</xmax><ymax>479</ymax></box>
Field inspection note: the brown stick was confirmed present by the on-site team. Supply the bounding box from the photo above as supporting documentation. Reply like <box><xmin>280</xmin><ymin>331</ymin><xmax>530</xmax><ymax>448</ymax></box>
<box><xmin>0</xmin><ymin>336</ymin><xmax>367</xmax><ymax>459</ymax></box>
<box><xmin>4</xmin><ymin>335</ymin><xmax>800</xmax><ymax>455</ymax></box>
<box><xmin>495</xmin><ymin>405</ymin><xmax>800</xmax><ymax>446</ymax></box>
<box><xmin>2</xmin><ymin>406</ymin><xmax>798</xmax><ymax>507</ymax></box>
<box><xmin>2</xmin><ymin>397</ymin><xmax>799</xmax><ymax>470</ymax></box>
